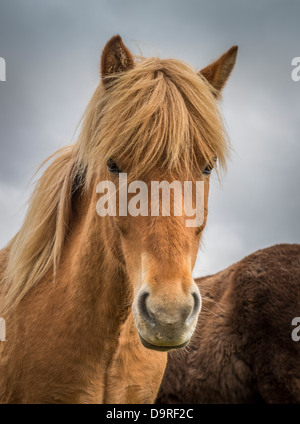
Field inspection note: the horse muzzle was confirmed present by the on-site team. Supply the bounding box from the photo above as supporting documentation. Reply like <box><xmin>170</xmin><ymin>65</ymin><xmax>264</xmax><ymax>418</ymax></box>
<box><xmin>133</xmin><ymin>283</ymin><xmax>201</xmax><ymax>351</ymax></box>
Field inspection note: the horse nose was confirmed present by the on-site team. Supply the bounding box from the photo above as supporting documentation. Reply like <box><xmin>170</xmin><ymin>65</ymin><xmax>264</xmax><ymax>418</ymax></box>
<box><xmin>134</xmin><ymin>282</ymin><xmax>201</xmax><ymax>349</ymax></box>
<box><xmin>137</xmin><ymin>287</ymin><xmax>201</xmax><ymax>329</ymax></box>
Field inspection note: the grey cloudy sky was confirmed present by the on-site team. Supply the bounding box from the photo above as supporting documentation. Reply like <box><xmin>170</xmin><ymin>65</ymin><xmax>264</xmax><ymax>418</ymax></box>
<box><xmin>0</xmin><ymin>0</ymin><xmax>299</xmax><ymax>277</ymax></box>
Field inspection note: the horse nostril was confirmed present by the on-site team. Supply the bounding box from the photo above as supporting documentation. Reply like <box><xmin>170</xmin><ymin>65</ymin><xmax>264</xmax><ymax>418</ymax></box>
<box><xmin>186</xmin><ymin>291</ymin><xmax>201</xmax><ymax>325</ymax></box>
<box><xmin>192</xmin><ymin>292</ymin><xmax>200</xmax><ymax>313</ymax></box>
<box><xmin>138</xmin><ymin>291</ymin><xmax>156</xmax><ymax>325</ymax></box>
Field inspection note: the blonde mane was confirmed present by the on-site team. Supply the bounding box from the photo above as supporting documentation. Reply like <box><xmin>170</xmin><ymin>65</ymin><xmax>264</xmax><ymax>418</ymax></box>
<box><xmin>76</xmin><ymin>57</ymin><xmax>228</xmax><ymax>183</ymax></box>
<box><xmin>1</xmin><ymin>56</ymin><xmax>229</xmax><ymax>314</ymax></box>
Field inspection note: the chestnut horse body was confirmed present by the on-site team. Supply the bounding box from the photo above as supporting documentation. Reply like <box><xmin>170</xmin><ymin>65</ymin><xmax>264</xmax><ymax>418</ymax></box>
<box><xmin>158</xmin><ymin>244</ymin><xmax>300</xmax><ymax>404</ymax></box>
<box><xmin>0</xmin><ymin>36</ymin><xmax>237</xmax><ymax>403</ymax></box>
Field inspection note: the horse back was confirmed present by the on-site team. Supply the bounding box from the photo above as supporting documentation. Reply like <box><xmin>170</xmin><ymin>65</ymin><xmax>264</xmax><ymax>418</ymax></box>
<box><xmin>157</xmin><ymin>244</ymin><xmax>300</xmax><ymax>404</ymax></box>
<box><xmin>228</xmin><ymin>243</ymin><xmax>300</xmax><ymax>403</ymax></box>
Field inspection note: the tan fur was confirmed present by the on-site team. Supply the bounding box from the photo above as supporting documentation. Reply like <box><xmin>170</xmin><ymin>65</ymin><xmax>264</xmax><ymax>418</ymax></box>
<box><xmin>104</xmin><ymin>313</ymin><xmax>167</xmax><ymax>403</ymax></box>
<box><xmin>0</xmin><ymin>35</ymin><xmax>237</xmax><ymax>403</ymax></box>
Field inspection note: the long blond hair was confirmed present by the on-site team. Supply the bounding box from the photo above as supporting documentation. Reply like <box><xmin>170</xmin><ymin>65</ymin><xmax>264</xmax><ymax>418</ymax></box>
<box><xmin>2</xmin><ymin>56</ymin><xmax>229</xmax><ymax>314</ymax></box>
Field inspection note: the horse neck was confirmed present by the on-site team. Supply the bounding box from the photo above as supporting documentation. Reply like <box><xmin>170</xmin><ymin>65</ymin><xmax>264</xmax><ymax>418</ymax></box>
<box><xmin>57</xmin><ymin>180</ymin><xmax>131</xmax><ymax>339</ymax></box>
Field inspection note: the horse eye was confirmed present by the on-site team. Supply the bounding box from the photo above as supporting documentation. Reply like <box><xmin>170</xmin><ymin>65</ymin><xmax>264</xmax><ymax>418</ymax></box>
<box><xmin>203</xmin><ymin>157</ymin><xmax>217</xmax><ymax>176</ymax></box>
<box><xmin>203</xmin><ymin>164</ymin><xmax>213</xmax><ymax>175</ymax></box>
<box><xmin>107</xmin><ymin>159</ymin><xmax>122</xmax><ymax>174</ymax></box>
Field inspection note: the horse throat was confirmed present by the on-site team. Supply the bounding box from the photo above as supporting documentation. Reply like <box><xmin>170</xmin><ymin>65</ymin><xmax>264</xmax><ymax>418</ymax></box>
<box><xmin>56</xmin><ymin>183</ymin><xmax>132</xmax><ymax>366</ymax></box>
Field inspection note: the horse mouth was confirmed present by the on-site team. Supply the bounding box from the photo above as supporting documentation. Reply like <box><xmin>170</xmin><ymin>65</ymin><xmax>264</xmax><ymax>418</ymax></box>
<box><xmin>138</xmin><ymin>334</ymin><xmax>190</xmax><ymax>352</ymax></box>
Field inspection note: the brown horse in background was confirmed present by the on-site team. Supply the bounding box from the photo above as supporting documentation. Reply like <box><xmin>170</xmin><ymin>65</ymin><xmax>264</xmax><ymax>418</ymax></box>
<box><xmin>0</xmin><ymin>36</ymin><xmax>237</xmax><ymax>403</ymax></box>
<box><xmin>157</xmin><ymin>244</ymin><xmax>300</xmax><ymax>404</ymax></box>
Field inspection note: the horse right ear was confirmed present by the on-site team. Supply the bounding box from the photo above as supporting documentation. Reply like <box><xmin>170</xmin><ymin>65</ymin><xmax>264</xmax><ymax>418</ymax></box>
<box><xmin>199</xmin><ymin>46</ymin><xmax>238</xmax><ymax>98</ymax></box>
<box><xmin>101</xmin><ymin>35</ymin><xmax>134</xmax><ymax>87</ymax></box>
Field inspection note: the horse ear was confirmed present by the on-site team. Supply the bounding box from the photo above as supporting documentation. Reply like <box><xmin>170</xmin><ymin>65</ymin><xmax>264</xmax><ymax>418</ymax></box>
<box><xmin>199</xmin><ymin>46</ymin><xmax>238</xmax><ymax>97</ymax></box>
<box><xmin>101</xmin><ymin>35</ymin><xmax>134</xmax><ymax>86</ymax></box>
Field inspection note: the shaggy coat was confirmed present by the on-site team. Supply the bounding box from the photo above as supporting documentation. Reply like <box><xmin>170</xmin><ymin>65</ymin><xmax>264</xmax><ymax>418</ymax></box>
<box><xmin>157</xmin><ymin>244</ymin><xmax>300</xmax><ymax>404</ymax></box>
<box><xmin>0</xmin><ymin>35</ymin><xmax>238</xmax><ymax>404</ymax></box>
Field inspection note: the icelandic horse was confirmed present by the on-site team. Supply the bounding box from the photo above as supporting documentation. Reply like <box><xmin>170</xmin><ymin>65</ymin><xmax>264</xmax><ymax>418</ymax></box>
<box><xmin>0</xmin><ymin>35</ymin><xmax>237</xmax><ymax>403</ymax></box>
<box><xmin>158</xmin><ymin>244</ymin><xmax>300</xmax><ymax>404</ymax></box>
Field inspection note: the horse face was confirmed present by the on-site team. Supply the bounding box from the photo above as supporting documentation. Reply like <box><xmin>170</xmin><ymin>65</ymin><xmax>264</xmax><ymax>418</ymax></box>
<box><xmin>109</xmin><ymin>172</ymin><xmax>210</xmax><ymax>351</ymax></box>
<box><xmin>98</xmin><ymin>35</ymin><xmax>237</xmax><ymax>350</ymax></box>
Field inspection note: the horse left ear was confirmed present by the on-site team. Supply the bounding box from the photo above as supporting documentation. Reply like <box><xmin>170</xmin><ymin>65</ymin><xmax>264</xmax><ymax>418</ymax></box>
<box><xmin>199</xmin><ymin>46</ymin><xmax>238</xmax><ymax>97</ymax></box>
<box><xmin>101</xmin><ymin>35</ymin><xmax>134</xmax><ymax>86</ymax></box>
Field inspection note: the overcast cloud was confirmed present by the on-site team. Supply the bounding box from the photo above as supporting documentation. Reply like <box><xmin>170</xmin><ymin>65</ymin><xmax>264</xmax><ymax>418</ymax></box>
<box><xmin>0</xmin><ymin>0</ymin><xmax>299</xmax><ymax>277</ymax></box>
